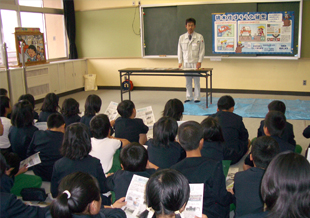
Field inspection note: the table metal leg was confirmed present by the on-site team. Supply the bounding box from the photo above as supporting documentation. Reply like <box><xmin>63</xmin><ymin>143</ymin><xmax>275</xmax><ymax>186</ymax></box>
<box><xmin>210</xmin><ymin>70</ymin><xmax>212</xmax><ymax>104</ymax></box>
<box><xmin>120</xmin><ymin>71</ymin><xmax>123</xmax><ymax>101</ymax></box>
<box><xmin>206</xmin><ymin>74</ymin><xmax>208</xmax><ymax>108</ymax></box>
<box><xmin>128</xmin><ymin>72</ymin><xmax>131</xmax><ymax>100</ymax></box>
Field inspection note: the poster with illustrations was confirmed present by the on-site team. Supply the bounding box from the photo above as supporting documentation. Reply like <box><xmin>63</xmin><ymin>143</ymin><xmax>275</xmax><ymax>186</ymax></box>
<box><xmin>212</xmin><ymin>11</ymin><xmax>294</xmax><ymax>54</ymax></box>
<box><xmin>15</xmin><ymin>29</ymin><xmax>47</xmax><ymax>66</ymax></box>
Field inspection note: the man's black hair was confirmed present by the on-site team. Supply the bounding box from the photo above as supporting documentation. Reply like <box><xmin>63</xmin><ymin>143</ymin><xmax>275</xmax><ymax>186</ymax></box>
<box><xmin>47</xmin><ymin>113</ymin><xmax>65</xmax><ymax>129</ymax></box>
<box><xmin>117</xmin><ymin>100</ymin><xmax>135</xmax><ymax>118</ymax></box>
<box><xmin>90</xmin><ymin>114</ymin><xmax>111</xmax><ymax>139</ymax></box>
<box><xmin>264</xmin><ymin>111</ymin><xmax>286</xmax><ymax>137</ymax></box>
<box><xmin>120</xmin><ymin>142</ymin><xmax>148</xmax><ymax>172</ymax></box>
<box><xmin>0</xmin><ymin>96</ymin><xmax>10</xmax><ymax>117</ymax></box>
<box><xmin>178</xmin><ymin>121</ymin><xmax>203</xmax><ymax>151</ymax></box>
<box><xmin>0</xmin><ymin>88</ymin><xmax>8</xmax><ymax>96</ymax></box>
<box><xmin>217</xmin><ymin>95</ymin><xmax>235</xmax><ymax>111</ymax></box>
<box><xmin>186</xmin><ymin>18</ymin><xmax>196</xmax><ymax>25</ymax></box>
<box><xmin>268</xmin><ymin>100</ymin><xmax>286</xmax><ymax>114</ymax></box>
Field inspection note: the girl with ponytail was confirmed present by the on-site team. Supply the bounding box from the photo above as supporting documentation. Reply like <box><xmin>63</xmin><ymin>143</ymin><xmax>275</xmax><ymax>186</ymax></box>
<box><xmin>49</xmin><ymin>171</ymin><xmax>126</xmax><ymax>218</ymax></box>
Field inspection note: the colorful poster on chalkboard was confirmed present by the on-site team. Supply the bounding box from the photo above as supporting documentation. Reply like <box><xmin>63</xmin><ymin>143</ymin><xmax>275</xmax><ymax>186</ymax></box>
<box><xmin>212</xmin><ymin>12</ymin><xmax>294</xmax><ymax>54</ymax></box>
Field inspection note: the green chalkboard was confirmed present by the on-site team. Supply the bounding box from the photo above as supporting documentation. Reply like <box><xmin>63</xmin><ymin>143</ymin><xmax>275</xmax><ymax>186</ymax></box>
<box><xmin>142</xmin><ymin>1</ymin><xmax>301</xmax><ymax>57</ymax></box>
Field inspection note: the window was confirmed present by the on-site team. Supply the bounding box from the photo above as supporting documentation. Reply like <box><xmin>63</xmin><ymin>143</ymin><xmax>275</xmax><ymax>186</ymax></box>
<box><xmin>0</xmin><ymin>0</ymin><xmax>67</xmax><ymax>67</ymax></box>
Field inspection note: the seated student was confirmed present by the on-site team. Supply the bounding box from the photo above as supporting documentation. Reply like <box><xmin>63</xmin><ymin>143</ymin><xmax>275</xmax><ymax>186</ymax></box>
<box><xmin>9</xmin><ymin>100</ymin><xmax>38</xmax><ymax>160</ymax></box>
<box><xmin>171</xmin><ymin>121</ymin><xmax>232</xmax><ymax>218</ymax></box>
<box><xmin>18</xmin><ymin>94</ymin><xmax>39</xmax><ymax>120</ymax></box>
<box><xmin>210</xmin><ymin>95</ymin><xmax>249</xmax><ymax>164</ymax></box>
<box><xmin>146</xmin><ymin>117</ymin><xmax>185</xmax><ymax>168</ymax></box>
<box><xmin>38</xmin><ymin>93</ymin><xmax>60</xmax><ymax>122</ymax></box>
<box><xmin>240</xmin><ymin>152</ymin><xmax>310</xmax><ymax>218</ymax></box>
<box><xmin>232</xmin><ymin>136</ymin><xmax>280</xmax><ymax>218</ymax></box>
<box><xmin>51</xmin><ymin>123</ymin><xmax>109</xmax><ymax>200</ymax></box>
<box><xmin>27</xmin><ymin>113</ymin><xmax>65</xmax><ymax>181</ymax></box>
<box><xmin>200</xmin><ymin>116</ymin><xmax>226</xmax><ymax>162</ymax></box>
<box><xmin>0</xmin><ymin>96</ymin><xmax>12</xmax><ymax>152</ymax></box>
<box><xmin>48</xmin><ymin>172</ymin><xmax>126</xmax><ymax>218</ymax></box>
<box><xmin>139</xmin><ymin>169</ymin><xmax>191</xmax><ymax>218</ymax></box>
<box><xmin>162</xmin><ymin>98</ymin><xmax>184</xmax><ymax>125</ymax></box>
<box><xmin>89</xmin><ymin>114</ymin><xmax>129</xmax><ymax>173</ymax></box>
<box><xmin>80</xmin><ymin>94</ymin><xmax>102</xmax><ymax>128</ymax></box>
<box><xmin>0</xmin><ymin>153</ymin><xmax>48</xmax><ymax>218</ymax></box>
<box><xmin>0</xmin><ymin>88</ymin><xmax>8</xmax><ymax>97</ymax></box>
<box><xmin>257</xmin><ymin>100</ymin><xmax>295</xmax><ymax>145</ymax></box>
<box><xmin>61</xmin><ymin>98</ymin><xmax>81</xmax><ymax>126</ymax></box>
<box><xmin>106</xmin><ymin>142</ymin><xmax>156</xmax><ymax>201</ymax></box>
<box><xmin>114</xmin><ymin>100</ymin><xmax>148</xmax><ymax>144</ymax></box>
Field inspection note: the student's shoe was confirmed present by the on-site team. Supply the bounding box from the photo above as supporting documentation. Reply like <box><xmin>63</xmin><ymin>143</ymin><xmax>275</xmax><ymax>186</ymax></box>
<box><xmin>194</xmin><ymin>100</ymin><xmax>200</xmax><ymax>103</ymax></box>
<box><xmin>184</xmin><ymin>100</ymin><xmax>190</xmax><ymax>103</ymax></box>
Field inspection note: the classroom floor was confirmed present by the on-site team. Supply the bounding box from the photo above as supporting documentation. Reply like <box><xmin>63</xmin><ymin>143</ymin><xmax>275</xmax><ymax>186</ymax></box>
<box><xmin>35</xmin><ymin>89</ymin><xmax>310</xmax><ymax>157</ymax></box>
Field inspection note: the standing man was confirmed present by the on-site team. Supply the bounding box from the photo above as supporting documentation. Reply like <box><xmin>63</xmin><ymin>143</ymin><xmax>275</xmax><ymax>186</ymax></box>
<box><xmin>178</xmin><ymin>18</ymin><xmax>205</xmax><ymax>103</ymax></box>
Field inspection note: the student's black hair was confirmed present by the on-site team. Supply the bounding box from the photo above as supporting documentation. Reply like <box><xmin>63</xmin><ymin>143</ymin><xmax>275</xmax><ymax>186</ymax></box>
<box><xmin>264</xmin><ymin>111</ymin><xmax>286</xmax><ymax>137</ymax></box>
<box><xmin>61</xmin><ymin>123</ymin><xmax>91</xmax><ymax>160</ymax></box>
<box><xmin>200</xmin><ymin>116</ymin><xmax>224</xmax><ymax>142</ymax></box>
<box><xmin>40</xmin><ymin>93</ymin><xmax>59</xmax><ymax>112</ymax></box>
<box><xmin>84</xmin><ymin>95</ymin><xmax>102</xmax><ymax>116</ymax></box>
<box><xmin>139</xmin><ymin>169</ymin><xmax>190</xmax><ymax>218</ymax></box>
<box><xmin>217</xmin><ymin>95</ymin><xmax>235</xmax><ymax>111</ymax></box>
<box><xmin>28</xmin><ymin>45</ymin><xmax>36</xmax><ymax>52</ymax></box>
<box><xmin>61</xmin><ymin>98</ymin><xmax>80</xmax><ymax>117</ymax></box>
<box><xmin>185</xmin><ymin>18</ymin><xmax>196</xmax><ymax>25</ymax></box>
<box><xmin>153</xmin><ymin>117</ymin><xmax>178</xmax><ymax>148</ymax></box>
<box><xmin>47</xmin><ymin>113</ymin><xmax>65</xmax><ymax>129</ymax></box>
<box><xmin>120</xmin><ymin>142</ymin><xmax>148</xmax><ymax>172</ymax></box>
<box><xmin>11</xmin><ymin>100</ymin><xmax>34</xmax><ymax>128</ymax></box>
<box><xmin>0</xmin><ymin>88</ymin><xmax>8</xmax><ymax>96</ymax></box>
<box><xmin>251</xmin><ymin>136</ymin><xmax>280</xmax><ymax>169</ymax></box>
<box><xmin>261</xmin><ymin>152</ymin><xmax>310</xmax><ymax>218</ymax></box>
<box><xmin>0</xmin><ymin>153</ymin><xmax>8</xmax><ymax>177</ymax></box>
<box><xmin>3</xmin><ymin>152</ymin><xmax>20</xmax><ymax>177</ymax></box>
<box><xmin>0</xmin><ymin>96</ymin><xmax>10</xmax><ymax>117</ymax></box>
<box><xmin>50</xmin><ymin>172</ymin><xmax>101</xmax><ymax>218</ymax></box>
<box><xmin>162</xmin><ymin>98</ymin><xmax>184</xmax><ymax>121</ymax></box>
<box><xmin>90</xmin><ymin>114</ymin><xmax>110</xmax><ymax>139</ymax></box>
<box><xmin>178</xmin><ymin>121</ymin><xmax>203</xmax><ymax>151</ymax></box>
<box><xmin>268</xmin><ymin>100</ymin><xmax>286</xmax><ymax>114</ymax></box>
<box><xmin>18</xmin><ymin>94</ymin><xmax>35</xmax><ymax>109</ymax></box>
<box><xmin>117</xmin><ymin>100</ymin><xmax>135</xmax><ymax>118</ymax></box>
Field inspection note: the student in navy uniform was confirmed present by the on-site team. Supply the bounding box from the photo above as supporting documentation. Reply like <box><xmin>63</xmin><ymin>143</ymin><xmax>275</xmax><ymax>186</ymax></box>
<box><xmin>48</xmin><ymin>172</ymin><xmax>126</xmax><ymax>218</ymax></box>
<box><xmin>244</xmin><ymin>111</ymin><xmax>295</xmax><ymax>170</ymax></box>
<box><xmin>257</xmin><ymin>100</ymin><xmax>295</xmax><ymax>145</ymax></box>
<box><xmin>240</xmin><ymin>152</ymin><xmax>310</xmax><ymax>218</ymax></box>
<box><xmin>106</xmin><ymin>142</ymin><xmax>156</xmax><ymax>201</ymax></box>
<box><xmin>162</xmin><ymin>98</ymin><xmax>184</xmax><ymax>122</ymax></box>
<box><xmin>80</xmin><ymin>94</ymin><xmax>102</xmax><ymax>128</ymax></box>
<box><xmin>139</xmin><ymin>169</ymin><xmax>191</xmax><ymax>218</ymax></box>
<box><xmin>231</xmin><ymin>136</ymin><xmax>279</xmax><ymax>217</ymax></box>
<box><xmin>18</xmin><ymin>94</ymin><xmax>39</xmax><ymax>120</ymax></box>
<box><xmin>51</xmin><ymin>123</ymin><xmax>109</xmax><ymax>200</ymax></box>
<box><xmin>0</xmin><ymin>153</ymin><xmax>49</xmax><ymax>218</ymax></box>
<box><xmin>171</xmin><ymin>121</ymin><xmax>232</xmax><ymax>218</ymax></box>
<box><xmin>114</xmin><ymin>100</ymin><xmax>148</xmax><ymax>144</ymax></box>
<box><xmin>9</xmin><ymin>100</ymin><xmax>38</xmax><ymax>160</ymax></box>
<box><xmin>146</xmin><ymin>117</ymin><xmax>185</xmax><ymax>168</ymax></box>
<box><xmin>210</xmin><ymin>95</ymin><xmax>249</xmax><ymax>164</ymax></box>
<box><xmin>38</xmin><ymin>93</ymin><xmax>60</xmax><ymax>122</ymax></box>
<box><xmin>200</xmin><ymin>117</ymin><xmax>226</xmax><ymax>162</ymax></box>
<box><xmin>61</xmin><ymin>98</ymin><xmax>81</xmax><ymax>126</ymax></box>
<box><xmin>27</xmin><ymin>113</ymin><xmax>65</xmax><ymax>181</ymax></box>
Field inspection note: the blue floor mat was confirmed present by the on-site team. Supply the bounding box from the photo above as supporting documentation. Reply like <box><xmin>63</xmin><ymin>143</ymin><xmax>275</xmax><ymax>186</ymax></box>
<box><xmin>183</xmin><ymin>97</ymin><xmax>310</xmax><ymax>120</ymax></box>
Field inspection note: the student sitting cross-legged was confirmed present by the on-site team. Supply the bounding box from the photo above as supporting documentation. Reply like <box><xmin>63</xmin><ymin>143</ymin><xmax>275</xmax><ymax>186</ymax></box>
<box><xmin>106</xmin><ymin>142</ymin><xmax>156</xmax><ymax>201</ymax></box>
<box><xmin>114</xmin><ymin>100</ymin><xmax>148</xmax><ymax>145</ymax></box>
<box><xmin>89</xmin><ymin>114</ymin><xmax>129</xmax><ymax>174</ymax></box>
<box><xmin>146</xmin><ymin>116</ymin><xmax>185</xmax><ymax>169</ymax></box>
<box><xmin>231</xmin><ymin>136</ymin><xmax>280</xmax><ymax>217</ymax></box>
<box><xmin>257</xmin><ymin>100</ymin><xmax>295</xmax><ymax>145</ymax></box>
<box><xmin>210</xmin><ymin>95</ymin><xmax>250</xmax><ymax>164</ymax></box>
<box><xmin>171</xmin><ymin>121</ymin><xmax>233</xmax><ymax>218</ymax></box>
<box><xmin>27</xmin><ymin>113</ymin><xmax>65</xmax><ymax>181</ymax></box>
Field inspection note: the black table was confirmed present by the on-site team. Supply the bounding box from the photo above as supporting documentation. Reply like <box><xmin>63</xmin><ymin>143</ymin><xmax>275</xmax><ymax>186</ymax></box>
<box><xmin>118</xmin><ymin>68</ymin><xmax>213</xmax><ymax>108</ymax></box>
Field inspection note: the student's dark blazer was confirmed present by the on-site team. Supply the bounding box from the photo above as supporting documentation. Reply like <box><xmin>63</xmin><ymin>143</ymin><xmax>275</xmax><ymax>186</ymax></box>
<box><xmin>51</xmin><ymin>155</ymin><xmax>108</xmax><ymax>198</ymax></box>
<box><xmin>27</xmin><ymin>130</ymin><xmax>64</xmax><ymax>181</ymax></box>
<box><xmin>201</xmin><ymin>141</ymin><xmax>225</xmax><ymax>162</ymax></box>
<box><xmin>8</xmin><ymin>125</ymin><xmax>38</xmax><ymax>160</ymax></box>
<box><xmin>271</xmin><ymin>135</ymin><xmax>295</xmax><ymax>152</ymax></box>
<box><xmin>257</xmin><ymin>120</ymin><xmax>296</xmax><ymax>145</ymax></box>
<box><xmin>210</xmin><ymin>111</ymin><xmax>249</xmax><ymax>164</ymax></box>
<box><xmin>0</xmin><ymin>174</ymin><xmax>14</xmax><ymax>193</ymax></box>
<box><xmin>0</xmin><ymin>192</ymin><xmax>49</xmax><ymax>218</ymax></box>
<box><xmin>106</xmin><ymin>169</ymin><xmax>156</xmax><ymax>201</ymax></box>
<box><xmin>171</xmin><ymin>157</ymin><xmax>232</xmax><ymax>218</ymax></box>
<box><xmin>233</xmin><ymin>167</ymin><xmax>265</xmax><ymax>217</ymax></box>
<box><xmin>38</xmin><ymin>111</ymin><xmax>60</xmax><ymax>122</ymax></box>
<box><xmin>80</xmin><ymin>115</ymin><xmax>94</xmax><ymax>128</ymax></box>
<box><xmin>239</xmin><ymin>211</ymin><xmax>269</xmax><ymax>218</ymax></box>
<box><xmin>63</xmin><ymin>114</ymin><xmax>81</xmax><ymax>127</ymax></box>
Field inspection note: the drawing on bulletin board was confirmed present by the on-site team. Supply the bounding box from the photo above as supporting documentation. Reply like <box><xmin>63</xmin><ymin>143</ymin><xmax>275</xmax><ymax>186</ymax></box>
<box><xmin>212</xmin><ymin>11</ymin><xmax>294</xmax><ymax>55</ymax></box>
